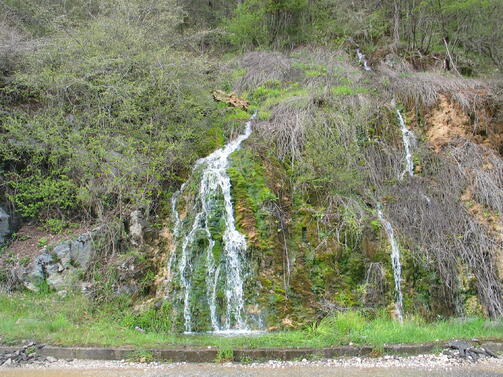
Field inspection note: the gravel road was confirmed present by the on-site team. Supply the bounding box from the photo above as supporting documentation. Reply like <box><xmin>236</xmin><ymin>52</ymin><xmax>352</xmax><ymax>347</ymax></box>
<box><xmin>2</xmin><ymin>354</ymin><xmax>503</xmax><ymax>377</ymax></box>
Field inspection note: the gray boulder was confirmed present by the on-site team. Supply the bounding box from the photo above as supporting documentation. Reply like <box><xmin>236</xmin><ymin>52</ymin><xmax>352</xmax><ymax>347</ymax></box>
<box><xmin>0</xmin><ymin>204</ymin><xmax>21</xmax><ymax>246</ymax></box>
<box><xmin>129</xmin><ymin>209</ymin><xmax>146</xmax><ymax>246</ymax></box>
<box><xmin>0</xmin><ymin>207</ymin><xmax>10</xmax><ymax>246</ymax></box>
<box><xmin>16</xmin><ymin>227</ymin><xmax>105</xmax><ymax>292</ymax></box>
<box><xmin>52</xmin><ymin>231</ymin><xmax>97</xmax><ymax>270</ymax></box>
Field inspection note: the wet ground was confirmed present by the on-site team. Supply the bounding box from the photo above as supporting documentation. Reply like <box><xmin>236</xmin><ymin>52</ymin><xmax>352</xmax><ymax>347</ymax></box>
<box><xmin>2</xmin><ymin>361</ymin><xmax>503</xmax><ymax>377</ymax></box>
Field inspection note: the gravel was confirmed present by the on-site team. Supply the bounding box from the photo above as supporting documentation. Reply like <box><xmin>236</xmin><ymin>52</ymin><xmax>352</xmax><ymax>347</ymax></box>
<box><xmin>2</xmin><ymin>353</ymin><xmax>503</xmax><ymax>371</ymax></box>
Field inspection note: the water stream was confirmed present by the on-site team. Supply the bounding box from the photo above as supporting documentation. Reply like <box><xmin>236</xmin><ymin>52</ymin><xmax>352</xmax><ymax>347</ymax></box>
<box><xmin>377</xmin><ymin>205</ymin><xmax>404</xmax><ymax>323</ymax></box>
<box><xmin>356</xmin><ymin>48</ymin><xmax>372</xmax><ymax>71</ymax></box>
<box><xmin>396</xmin><ymin>109</ymin><xmax>415</xmax><ymax>178</ymax></box>
<box><xmin>168</xmin><ymin>114</ymin><xmax>257</xmax><ymax>333</ymax></box>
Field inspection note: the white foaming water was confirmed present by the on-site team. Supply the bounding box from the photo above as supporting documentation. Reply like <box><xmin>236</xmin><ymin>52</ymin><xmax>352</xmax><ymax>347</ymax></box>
<box><xmin>170</xmin><ymin>114</ymin><xmax>257</xmax><ymax>333</ymax></box>
<box><xmin>396</xmin><ymin>109</ymin><xmax>416</xmax><ymax>178</ymax></box>
<box><xmin>209</xmin><ymin>329</ymin><xmax>264</xmax><ymax>337</ymax></box>
<box><xmin>356</xmin><ymin>48</ymin><xmax>372</xmax><ymax>71</ymax></box>
<box><xmin>377</xmin><ymin>205</ymin><xmax>404</xmax><ymax>323</ymax></box>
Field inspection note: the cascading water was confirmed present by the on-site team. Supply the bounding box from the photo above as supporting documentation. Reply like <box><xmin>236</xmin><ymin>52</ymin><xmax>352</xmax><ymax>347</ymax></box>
<box><xmin>168</xmin><ymin>114</ymin><xmax>258</xmax><ymax>334</ymax></box>
<box><xmin>377</xmin><ymin>205</ymin><xmax>404</xmax><ymax>323</ymax></box>
<box><xmin>396</xmin><ymin>109</ymin><xmax>416</xmax><ymax>178</ymax></box>
<box><xmin>356</xmin><ymin>48</ymin><xmax>372</xmax><ymax>71</ymax></box>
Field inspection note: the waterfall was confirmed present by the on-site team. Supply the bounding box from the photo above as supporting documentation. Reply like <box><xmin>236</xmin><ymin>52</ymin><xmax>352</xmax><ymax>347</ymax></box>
<box><xmin>356</xmin><ymin>48</ymin><xmax>372</xmax><ymax>71</ymax></box>
<box><xmin>169</xmin><ymin>114</ymin><xmax>257</xmax><ymax>334</ymax></box>
<box><xmin>396</xmin><ymin>109</ymin><xmax>415</xmax><ymax>178</ymax></box>
<box><xmin>377</xmin><ymin>205</ymin><xmax>404</xmax><ymax>323</ymax></box>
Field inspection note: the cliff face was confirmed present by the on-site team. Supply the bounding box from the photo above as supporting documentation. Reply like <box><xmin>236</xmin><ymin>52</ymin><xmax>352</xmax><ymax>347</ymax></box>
<box><xmin>426</xmin><ymin>94</ymin><xmax>503</xmax><ymax>154</ymax></box>
<box><xmin>147</xmin><ymin>50</ymin><xmax>503</xmax><ymax>330</ymax></box>
<box><xmin>2</xmin><ymin>46</ymin><xmax>502</xmax><ymax>330</ymax></box>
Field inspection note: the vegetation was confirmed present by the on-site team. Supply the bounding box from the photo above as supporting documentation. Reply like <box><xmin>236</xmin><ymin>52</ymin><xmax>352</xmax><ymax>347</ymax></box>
<box><xmin>0</xmin><ymin>0</ymin><xmax>233</xmax><ymax>226</ymax></box>
<box><xmin>1</xmin><ymin>292</ymin><xmax>502</xmax><ymax>348</ymax></box>
<box><xmin>225</xmin><ymin>0</ymin><xmax>503</xmax><ymax>71</ymax></box>
<box><xmin>1</xmin><ymin>0</ymin><xmax>503</xmax><ymax>345</ymax></box>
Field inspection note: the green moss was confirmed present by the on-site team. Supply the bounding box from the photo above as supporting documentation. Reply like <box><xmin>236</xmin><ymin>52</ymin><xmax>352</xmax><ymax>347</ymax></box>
<box><xmin>228</xmin><ymin>148</ymin><xmax>277</xmax><ymax>249</ymax></box>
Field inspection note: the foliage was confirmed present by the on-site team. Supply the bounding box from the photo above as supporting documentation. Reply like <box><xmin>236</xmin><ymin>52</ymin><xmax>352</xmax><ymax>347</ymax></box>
<box><xmin>2</xmin><ymin>0</ymin><xmax>503</xmax><ymax>335</ymax></box>
<box><xmin>215</xmin><ymin>347</ymin><xmax>234</xmax><ymax>363</ymax></box>
<box><xmin>224</xmin><ymin>0</ymin><xmax>502</xmax><ymax>71</ymax></box>
<box><xmin>127</xmin><ymin>349</ymin><xmax>154</xmax><ymax>363</ymax></box>
<box><xmin>1</xmin><ymin>292</ymin><xmax>503</xmax><ymax>348</ymax></box>
<box><xmin>0</xmin><ymin>2</ymin><xmax>226</xmax><ymax>223</ymax></box>
<box><xmin>226</xmin><ymin>0</ymin><xmax>311</xmax><ymax>48</ymax></box>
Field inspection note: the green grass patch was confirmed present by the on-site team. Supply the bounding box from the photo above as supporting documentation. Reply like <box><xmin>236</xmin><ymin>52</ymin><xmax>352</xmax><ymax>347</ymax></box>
<box><xmin>331</xmin><ymin>85</ymin><xmax>368</xmax><ymax>96</ymax></box>
<box><xmin>1</xmin><ymin>293</ymin><xmax>502</xmax><ymax>349</ymax></box>
<box><xmin>248</xmin><ymin>82</ymin><xmax>309</xmax><ymax>109</ymax></box>
<box><xmin>292</xmin><ymin>62</ymin><xmax>328</xmax><ymax>77</ymax></box>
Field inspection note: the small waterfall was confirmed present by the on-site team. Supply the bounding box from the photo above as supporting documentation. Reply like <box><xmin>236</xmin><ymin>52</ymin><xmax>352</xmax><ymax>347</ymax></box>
<box><xmin>356</xmin><ymin>48</ymin><xmax>372</xmax><ymax>71</ymax></box>
<box><xmin>169</xmin><ymin>114</ymin><xmax>257</xmax><ymax>334</ymax></box>
<box><xmin>396</xmin><ymin>109</ymin><xmax>415</xmax><ymax>178</ymax></box>
<box><xmin>377</xmin><ymin>205</ymin><xmax>404</xmax><ymax>323</ymax></box>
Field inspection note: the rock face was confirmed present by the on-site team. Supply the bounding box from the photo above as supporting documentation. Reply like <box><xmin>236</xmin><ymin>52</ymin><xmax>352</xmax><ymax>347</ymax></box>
<box><xmin>0</xmin><ymin>204</ymin><xmax>21</xmax><ymax>246</ymax></box>
<box><xmin>129</xmin><ymin>209</ymin><xmax>146</xmax><ymax>247</ymax></box>
<box><xmin>16</xmin><ymin>227</ymin><xmax>105</xmax><ymax>292</ymax></box>
<box><xmin>212</xmin><ymin>90</ymin><xmax>249</xmax><ymax>110</ymax></box>
<box><xmin>0</xmin><ymin>207</ymin><xmax>9</xmax><ymax>246</ymax></box>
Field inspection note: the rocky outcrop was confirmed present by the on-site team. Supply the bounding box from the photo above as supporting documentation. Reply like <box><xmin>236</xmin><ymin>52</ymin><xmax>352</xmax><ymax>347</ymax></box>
<box><xmin>15</xmin><ymin>227</ymin><xmax>105</xmax><ymax>292</ymax></box>
<box><xmin>0</xmin><ymin>204</ymin><xmax>21</xmax><ymax>247</ymax></box>
<box><xmin>425</xmin><ymin>94</ymin><xmax>503</xmax><ymax>154</ymax></box>
<box><xmin>129</xmin><ymin>209</ymin><xmax>146</xmax><ymax>247</ymax></box>
<box><xmin>0</xmin><ymin>207</ymin><xmax>9</xmax><ymax>246</ymax></box>
<box><xmin>212</xmin><ymin>90</ymin><xmax>249</xmax><ymax>110</ymax></box>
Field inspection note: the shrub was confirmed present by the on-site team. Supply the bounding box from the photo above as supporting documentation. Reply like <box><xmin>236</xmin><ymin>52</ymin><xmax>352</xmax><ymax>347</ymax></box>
<box><xmin>0</xmin><ymin>3</ymin><xmax>227</xmax><ymax>224</ymax></box>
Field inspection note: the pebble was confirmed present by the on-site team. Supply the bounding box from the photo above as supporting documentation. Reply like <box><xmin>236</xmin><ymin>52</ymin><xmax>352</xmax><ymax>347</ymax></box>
<box><xmin>2</xmin><ymin>358</ymin><xmax>12</xmax><ymax>366</ymax></box>
<box><xmin>1</xmin><ymin>354</ymin><xmax>503</xmax><ymax>371</ymax></box>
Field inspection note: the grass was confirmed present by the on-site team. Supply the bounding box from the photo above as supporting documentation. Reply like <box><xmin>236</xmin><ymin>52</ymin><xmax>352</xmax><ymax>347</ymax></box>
<box><xmin>248</xmin><ymin>82</ymin><xmax>310</xmax><ymax>109</ymax></box>
<box><xmin>1</xmin><ymin>292</ymin><xmax>502</xmax><ymax>349</ymax></box>
<box><xmin>331</xmin><ymin>85</ymin><xmax>368</xmax><ymax>96</ymax></box>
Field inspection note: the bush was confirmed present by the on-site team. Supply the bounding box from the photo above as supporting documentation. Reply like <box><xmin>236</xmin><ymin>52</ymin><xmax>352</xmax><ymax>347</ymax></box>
<box><xmin>0</xmin><ymin>3</ymin><xmax>228</xmax><ymax>223</ymax></box>
<box><xmin>314</xmin><ymin>311</ymin><xmax>367</xmax><ymax>337</ymax></box>
<box><xmin>226</xmin><ymin>0</ymin><xmax>311</xmax><ymax>49</ymax></box>
<box><xmin>0</xmin><ymin>21</ymin><xmax>24</xmax><ymax>78</ymax></box>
